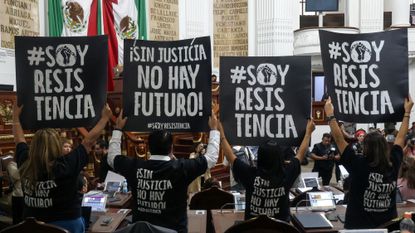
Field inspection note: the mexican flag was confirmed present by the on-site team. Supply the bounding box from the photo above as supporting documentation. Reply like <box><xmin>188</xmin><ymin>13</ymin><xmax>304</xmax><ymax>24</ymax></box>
<box><xmin>48</xmin><ymin>0</ymin><xmax>147</xmax><ymax>91</ymax></box>
<box><xmin>102</xmin><ymin>0</ymin><xmax>147</xmax><ymax>91</ymax></box>
<box><xmin>48</xmin><ymin>0</ymin><xmax>101</xmax><ymax>37</ymax></box>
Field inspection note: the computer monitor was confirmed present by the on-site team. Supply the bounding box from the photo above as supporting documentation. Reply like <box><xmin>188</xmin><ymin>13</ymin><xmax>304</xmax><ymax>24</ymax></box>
<box><xmin>306</xmin><ymin>0</ymin><xmax>339</xmax><ymax>12</ymax></box>
<box><xmin>308</xmin><ymin>191</ymin><xmax>336</xmax><ymax>211</ymax></box>
<box><xmin>105</xmin><ymin>181</ymin><xmax>121</xmax><ymax>193</ymax></box>
<box><xmin>303</xmin><ymin>177</ymin><xmax>319</xmax><ymax>188</ymax></box>
<box><xmin>82</xmin><ymin>193</ymin><xmax>107</xmax><ymax>212</ymax></box>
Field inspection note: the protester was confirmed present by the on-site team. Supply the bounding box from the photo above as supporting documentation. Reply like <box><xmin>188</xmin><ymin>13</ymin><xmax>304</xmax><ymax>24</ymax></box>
<box><xmin>13</xmin><ymin>104</ymin><xmax>112</xmax><ymax>233</ymax></box>
<box><xmin>218</xmin><ymin>119</ymin><xmax>315</xmax><ymax>221</ymax></box>
<box><xmin>6</xmin><ymin>160</ymin><xmax>23</xmax><ymax>225</ymax></box>
<box><xmin>352</xmin><ymin>129</ymin><xmax>366</xmax><ymax>155</ymax></box>
<box><xmin>188</xmin><ymin>142</ymin><xmax>211</xmax><ymax>194</ymax></box>
<box><xmin>93</xmin><ymin>140</ymin><xmax>112</xmax><ymax>183</ymax></box>
<box><xmin>107</xmin><ymin>110</ymin><xmax>220</xmax><ymax>233</ymax></box>
<box><xmin>310</xmin><ymin>133</ymin><xmax>339</xmax><ymax>185</ymax></box>
<box><xmin>324</xmin><ymin>96</ymin><xmax>413</xmax><ymax>229</ymax></box>
<box><xmin>398</xmin><ymin>156</ymin><xmax>415</xmax><ymax>200</ymax></box>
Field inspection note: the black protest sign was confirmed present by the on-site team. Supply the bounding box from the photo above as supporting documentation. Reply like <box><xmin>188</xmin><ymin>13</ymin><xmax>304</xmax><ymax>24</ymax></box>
<box><xmin>220</xmin><ymin>56</ymin><xmax>311</xmax><ymax>146</ymax></box>
<box><xmin>123</xmin><ymin>36</ymin><xmax>212</xmax><ymax>132</ymax></box>
<box><xmin>319</xmin><ymin>29</ymin><xmax>408</xmax><ymax>123</ymax></box>
<box><xmin>15</xmin><ymin>36</ymin><xmax>108</xmax><ymax>129</ymax></box>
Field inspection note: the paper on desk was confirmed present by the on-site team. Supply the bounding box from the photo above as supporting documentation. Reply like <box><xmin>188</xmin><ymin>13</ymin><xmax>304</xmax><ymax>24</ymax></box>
<box><xmin>407</xmin><ymin>199</ymin><xmax>415</xmax><ymax>204</ymax></box>
<box><xmin>105</xmin><ymin>171</ymin><xmax>125</xmax><ymax>183</ymax></box>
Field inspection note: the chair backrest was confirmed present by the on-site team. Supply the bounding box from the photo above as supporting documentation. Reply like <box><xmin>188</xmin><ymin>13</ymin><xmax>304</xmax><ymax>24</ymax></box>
<box><xmin>225</xmin><ymin>215</ymin><xmax>300</xmax><ymax>233</ymax></box>
<box><xmin>189</xmin><ymin>186</ymin><xmax>235</xmax><ymax>210</ymax></box>
<box><xmin>0</xmin><ymin>217</ymin><xmax>69</xmax><ymax>233</ymax></box>
<box><xmin>290</xmin><ymin>191</ymin><xmax>308</xmax><ymax>207</ymax></box>
<box><xmin>189</xmin><ymin>187</ymin><xmax>235</xmax><ymax>233</ymax></box>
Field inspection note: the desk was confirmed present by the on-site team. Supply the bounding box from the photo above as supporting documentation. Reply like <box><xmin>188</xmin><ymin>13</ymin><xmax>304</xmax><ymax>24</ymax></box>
<box><xmin>211</xmin><ymin>209</ymin><xmax>244</xmax><ymax>233</ymax></box>
<box><xmin>106</xmin><ymin>193</ymin><xmax>132</xmax><ymax>208</ymax></box>
<box><xmin>291</xmin><ymin>202</ymin><xmax>415</xmax><ymax>233</ymax></box>
<box><xmin>88</xmin><ymin>208</ymin><xmax>130</xmax><ymax>233</ymax></box>
<box><xmin>188</xmin><ymin>210</ymin><xmax>207</xmax><ymax>233</ymax></box>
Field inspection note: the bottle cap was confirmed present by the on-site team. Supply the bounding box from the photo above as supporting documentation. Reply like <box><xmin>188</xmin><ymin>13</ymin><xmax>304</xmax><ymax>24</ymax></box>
<box><xmin>404</xmin><ymin>212</ymin><xmax>413</xmax><ymax>219</ymax></box>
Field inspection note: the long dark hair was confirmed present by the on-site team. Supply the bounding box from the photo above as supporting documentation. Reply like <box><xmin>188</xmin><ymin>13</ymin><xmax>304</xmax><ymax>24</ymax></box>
<box><xmin>399</xmin><ymin>156</ymin><xmax>415</xmax><ymax>189</ymax></box>
<box><xmin>363</xmin><ymin>131</ymin><xmax>392</xmax><ymax>171</ymax></box>
<box><xmin>257</xmin><ymin>140</ymin><xmax>285</xmax><ymax>180</ymax></box>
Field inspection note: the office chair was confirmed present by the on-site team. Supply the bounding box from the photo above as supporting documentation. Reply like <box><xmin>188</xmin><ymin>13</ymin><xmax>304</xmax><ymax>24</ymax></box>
<box><xmin>189</xmin><ymin>186</ymin><xmax>235</xmax><ymax>233</ymax></box>
<box><xmin>225</xmin><ymin>214</ymin><xmax>300</xmax><ymax>233</ymax></box>
<box><xmin>0</xmin><ymin>217</ymin><xmax>69</xmax><ymax>233</ymax></box>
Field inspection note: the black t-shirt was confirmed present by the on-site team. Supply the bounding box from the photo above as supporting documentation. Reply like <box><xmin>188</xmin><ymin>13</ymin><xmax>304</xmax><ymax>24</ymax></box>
<box><xmin>232</xmin><ymin>157</ymin><xmax>300</xmax><ymax>221</ymax></box>
<box><xmin>341</xmin><ymin>144</ymin><xmax>402</xmax><ymax>229</ymax></box>
<box><xmin>311</xmin><ymin>143</ymin><xmax>335</xmax><ymax>171</ymax></box>
<box><xmin>114</xmin><ymin>155</ymin><xmax>208</xmax><ymax>233</ymax></box>
<box><xmin>16</xmin><ymin>142</ymin><xmax>88</xmax><ymax>222</ymax></box>
<box><xmin>99</xmin><ymin>154</ymin><xmax>113</xmax><ymax>182</ymax></box>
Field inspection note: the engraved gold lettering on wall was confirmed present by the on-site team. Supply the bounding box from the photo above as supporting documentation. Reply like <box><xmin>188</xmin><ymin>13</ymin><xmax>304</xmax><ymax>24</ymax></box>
<box><xmin>148</xmin><ymin>0</ymin><xmax>179</xmax><ymax>41</ymax></box>
<box><xmin>0</xmin><ymin>0</ymin><xmax>40</xmax><ymax>49</ymax></box>
<box><xmin>213</xmin><ymin>0</ymin><xmax>248</xmax><ymax>67</ymax></box>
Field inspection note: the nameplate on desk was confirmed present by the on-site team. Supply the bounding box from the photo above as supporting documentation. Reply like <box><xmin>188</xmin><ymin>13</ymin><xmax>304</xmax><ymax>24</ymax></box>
<box><xmin>293</xmin><ymin>213</ymin><xmax>333</xmax><ymax>229</ymax></box>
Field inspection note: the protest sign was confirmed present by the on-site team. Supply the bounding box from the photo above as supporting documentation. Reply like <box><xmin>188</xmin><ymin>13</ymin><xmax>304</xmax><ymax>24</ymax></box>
<box><xmin>220</xmin><ymin>56</ymin><xmax>311</xmax><ymax>145</ymax></box>
<box><xmin>123</xmin><ymin>36</ymin><xmax>212</xmax><ymax>132</ymax></box>
<box><xmin>319</xmin><ymin>29</ymin><xmax>408</xmax><ymax>123</ymax></box>
<box><xmin>15</xmin><ymin>36</ymin><xmax>108</xmax><ymax>129</ymax></box>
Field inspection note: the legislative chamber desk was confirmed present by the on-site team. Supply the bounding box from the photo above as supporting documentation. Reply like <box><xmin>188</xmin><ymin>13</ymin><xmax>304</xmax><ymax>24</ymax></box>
<box><xmin>211</xmin><ymin>201</ymin><xmax>415</xmax><ymax>233</ymax></box>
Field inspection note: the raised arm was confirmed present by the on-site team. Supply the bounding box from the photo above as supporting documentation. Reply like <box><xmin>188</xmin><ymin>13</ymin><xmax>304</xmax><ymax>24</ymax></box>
<box><xmin>82</xmin><ymin>104</ymin><xmax>112</xmax><ymax>153</ymax></box>
<box><xmin>204</xmin><ymin>112</ymin><xmax>220</xmax><ymax>169</ymax></box>
<box><xmin>107</xmin><ymin>109</ymin><xmax>127</xmax><ymax>169</ymax></box>
<box><xmin>324</xmin><ymin>97</ymin><xmax>348</xmax><ymax>154</ymax></box>
<box><xmin>218</xmin><ymin>122</ymin><xmax>237</xmax><ymax>166</ymax></box>
<box><xmin>395</xmin><ymin>95</ymin><xmax>413</xmax><ymax>148</ymax></box>
<box><xmin>295</xmin><ymin>119</ymin><xmax>315</xmax><ymax>162</ymax></box>
<box><xmin>12</xmin><ymin>103</ymin><xmax>25</xmax><ymax>144</ymax></box>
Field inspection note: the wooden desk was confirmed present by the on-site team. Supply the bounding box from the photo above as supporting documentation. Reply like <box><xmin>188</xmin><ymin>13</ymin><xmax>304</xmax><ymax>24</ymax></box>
<box><xmin>291</xmin><ymin>202</ymin><xmax>415</xmax><ymax>233</ymax></box>
<box><xmin>211</xmin><ymin>209</ymin><xmax>244</xmax><ymax>233</ymax></box>
<box><xmin>188</xmin><ymin>210</ymin><xmax>207</xmax><ymax>233</ymax></box>
<box><xmin>88</xmin><ymin>208</ymin><xmax>130</xmax><ymax>233</ymax></box>
<box><xmin>106</xmin><ymin>193</ymin><xmax>132</xmax><ymax>208</ymax></box>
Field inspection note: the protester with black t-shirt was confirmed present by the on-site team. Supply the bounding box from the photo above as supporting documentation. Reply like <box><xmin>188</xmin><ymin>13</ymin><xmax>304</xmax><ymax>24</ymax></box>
<box><xmin>107</xmin><ymin>110</ymin><xmax>220</xmax><ymax>233</ymax></box>
<box><xmin>13</xmin><ymin>104</ymin><xmax>112</xmax><ymax>233</ymax></box>
<box><xmin>324</xmin><ymin>96</ymin><xmax>413</xmax><ymax>229</ymax></box>
<box><xmin>218</xmin><ymin>119</ymin><xmax>315</xmax><ymax>221</ymax></box>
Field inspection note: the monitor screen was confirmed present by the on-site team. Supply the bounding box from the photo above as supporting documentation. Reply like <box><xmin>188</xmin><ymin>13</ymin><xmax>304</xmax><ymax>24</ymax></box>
<box><xmin>303</xmin><ymin>177</ymin><xmax>319</xmax><ymax>188</ymax></box>
<box><xmin>82</xmin><ymin>194</ymin><xmax>107</xmax><ymax>212</ymax></box>
<box><xmin>105</xmin><ymin>181</ymin><xmax>121</xmax><ymax>193</ymax></box>
<box><xmin>306</xmin><ymin>0</ymin><xmax>338</xmax><ymax>12</ymax></box>
<box><xmin>308</xmin><ymin>191</ymin><xmax>336</xmax><ymax>210</ymax></box>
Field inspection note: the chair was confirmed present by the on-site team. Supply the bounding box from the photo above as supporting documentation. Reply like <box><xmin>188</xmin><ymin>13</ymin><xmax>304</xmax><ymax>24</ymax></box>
<box><xmin>0</xmin><ymin>217</ymin><xmax>69</xmax><ymax>233</ymax></box>
<box><xmin>290</xmin><ymin>191</ymin><xmax>308</xmax><ymax>207</ymax></box>
<box><xmin>114</xmin><ymin>221</ymin><xmax>177</xmax><ymax>233</ymax></box>
<box><xmin>225</xmin><ymin>215</ymin><xmax>301</xmax><ymax>233</ymax></box>
<box><xmin>189</xmin><ymin>186</ymin><xmax>235</xmax><ymax>233</ymax></box>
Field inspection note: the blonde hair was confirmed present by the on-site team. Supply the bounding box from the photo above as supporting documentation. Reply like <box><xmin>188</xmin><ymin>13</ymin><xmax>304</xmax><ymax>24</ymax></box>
<box><xmin>19</xmin><ymin>128</ymin><xmax>63</xmax><ymax>184</ymax></box>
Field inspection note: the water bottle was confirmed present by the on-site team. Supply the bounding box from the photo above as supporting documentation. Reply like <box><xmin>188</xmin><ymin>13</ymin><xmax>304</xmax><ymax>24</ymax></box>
<box><xmin>122</xmin><ymin>180</ymin><xmax>128</xmax><ymax>193</ymax></box>
<box><xmin>400</xmin><ymin>212</ymin><xmax>415</xmax><ymax>233</ymax></box>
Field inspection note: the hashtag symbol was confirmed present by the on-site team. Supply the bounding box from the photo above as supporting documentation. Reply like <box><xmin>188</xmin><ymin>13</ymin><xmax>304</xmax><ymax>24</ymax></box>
<box><xmin>230</xmin><ymin>66</ymin><xmax>247</xmax><ymax>84</ymax></box>
<box><xmin>27</xmin><ymin>47</ymin><xmax>45</xmax><ymax>66</ymax></box>
<box><xmin>328</xmin><ymin>42</ymin><xmax>342</xmax><ymax>60</ymax></box>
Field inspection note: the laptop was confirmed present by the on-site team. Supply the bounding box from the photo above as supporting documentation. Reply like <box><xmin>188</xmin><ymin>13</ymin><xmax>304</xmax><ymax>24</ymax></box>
<box><xmin>82</xmin><ymin>192</ymin><xmax>107</xmax><ymax>212</ymax></box>
<box><xmin>339</xmin><ymin>230</ymin><xmax>387</xmax><ymax>233</ymax></box>
<box><xmin>308</xmin><ymin>191</ymin><xmax>336</xmax><ymax>211</ymax></box>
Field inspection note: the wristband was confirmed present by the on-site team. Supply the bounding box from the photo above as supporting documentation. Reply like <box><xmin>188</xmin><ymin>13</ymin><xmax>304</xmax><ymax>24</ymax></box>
<box><xmin>114</xmin><ymin>128</ymin><xmax>123</xmax><ymax>131</ymax></box>
<box><xmin>326</xmin><ymin>115</ymin><xmax>336</xmax><ymax>122</ymax></box>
